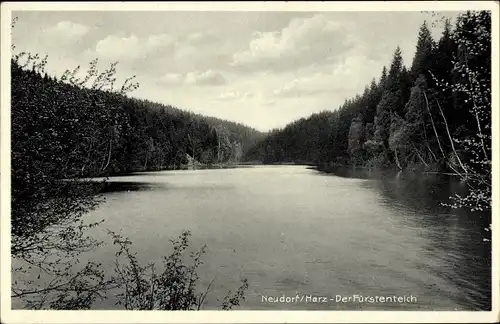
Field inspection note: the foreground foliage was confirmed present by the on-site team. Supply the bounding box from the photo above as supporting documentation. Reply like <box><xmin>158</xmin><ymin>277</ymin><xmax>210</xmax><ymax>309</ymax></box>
<box><xmin>11</xmin><ymin>21</ymin><xmax>249</xmax><ymax>309</ymax></box>
<box><xmin>109</xmin><ymin>230</ymin><xmax>248</xmax><ymax>310</ymax></box>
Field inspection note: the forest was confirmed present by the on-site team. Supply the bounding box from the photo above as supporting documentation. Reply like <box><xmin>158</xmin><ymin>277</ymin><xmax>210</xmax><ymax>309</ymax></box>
<box><xmin>12</xmin><ymin>60</ymin><xmax>265</xmax><ymax>178</ymax></box>
<box><xmin>11</xmin><ymin>11</ymin><xmax>492</xmax><ymax>217</ymax></box>
<box><xmin>11</xmin><ymin>37</ymin><xmax>261</xmax><ymax>309</ymax></box>
<box><xmin>244</xmin><ymin>11</ymin><xmax>491</xmax><ymax>196</ymax></box>
<box><xmin>9</xmin><ymin>10</ymin><xmax>492</xmax><ymax>310</ymax></box>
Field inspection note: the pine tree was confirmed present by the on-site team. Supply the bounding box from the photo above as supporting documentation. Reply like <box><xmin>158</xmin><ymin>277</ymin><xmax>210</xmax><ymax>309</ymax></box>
<box><xmin>374</xmin><ymin>90</ymin><xmax>398</xmax><ymax>152</ymax></box>
<box><xmin>385</xmin><ymin>46</ymin><xmax>408</xmax><ymax>118</ymax></box>
<box><xmin>399</xmin><ymin>66</ymin><xmax>413</xmax><ymax>116</ymax></box>
<box><xmin>348</xmin><ymin>116</ymin><xmax>364</xmax><ymax>165</ymax></box>
<box><xmin>430</xmin><ymin>18</ymin><xmax>459</xmax><ymax>132</ymax></box>
<box><xmin>366</xmin><ymin>78</ymin><xmax>382</xmax><ymax>124</ymax></box>
<box><xmin>411</xmin><ymin>21</ymin><xmax>435</xmax><ymax>81</ymax></box>
<box><xmin>386</xmin><ymin>46</ymin><xmax>404</xmax><ymax>94</ymax></box>
<box><xmin>380</xmin><ymin>66</ymin><xmax>388</xmax><ymax>89</ymax></box>
<box><xmin>403</xmin><ymin>74</ymin><xmax>439</xmax><ymax>167</ymax></box>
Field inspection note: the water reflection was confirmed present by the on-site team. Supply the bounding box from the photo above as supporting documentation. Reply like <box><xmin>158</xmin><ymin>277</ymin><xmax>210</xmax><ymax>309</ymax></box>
<box><xmin>99</xmin><ymin>181</ymin><xmax>156</xmax><ymax>193</ymax></box>
<box><xmin>325</xmin><ymin>168</ymin><xmax>491</xmax><ymax>310</ymax></box>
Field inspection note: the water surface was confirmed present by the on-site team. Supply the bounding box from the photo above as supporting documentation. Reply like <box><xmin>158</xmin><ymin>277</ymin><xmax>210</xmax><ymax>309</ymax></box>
<box><xmin>19</xmin><ymin>166</ymin><xmax>492</xmax><ymax>310</ymax></box>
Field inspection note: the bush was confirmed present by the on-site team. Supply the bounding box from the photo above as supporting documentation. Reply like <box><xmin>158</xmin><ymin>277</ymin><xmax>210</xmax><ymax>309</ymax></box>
<box><xmin>109</xmin><ymin>230</ymin><xmax>248</xmax><ymax>310</ymax></box>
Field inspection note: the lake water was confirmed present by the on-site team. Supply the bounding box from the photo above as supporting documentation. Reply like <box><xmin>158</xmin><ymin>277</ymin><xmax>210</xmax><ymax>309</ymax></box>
<box><xmin>16</xmin><ymin>165</ymin><xmax>492</xmax><ymax>310</ymax></box>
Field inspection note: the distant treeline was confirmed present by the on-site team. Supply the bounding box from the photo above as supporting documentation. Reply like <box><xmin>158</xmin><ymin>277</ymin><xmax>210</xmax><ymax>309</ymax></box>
<box><xmin>244</xmin><ymin>11</ymin><xmax>491</xmax><ymax>175</ymax></box>
<box><xmin>11</xmin><ymin>61</ymin><xmax>265</xmax><ymax>180</ymax></box>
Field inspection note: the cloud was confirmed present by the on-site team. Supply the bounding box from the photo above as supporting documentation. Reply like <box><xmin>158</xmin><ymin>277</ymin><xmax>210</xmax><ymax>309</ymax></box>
<box><xmin>89</xmin><ymin>33</ymin><xmax>174</xmax><ymax>61</ymax></box>
<box><xmin>86</xmin><ymin>31</ymin><xmax>224</xmax><ymax>76</ymax></box>
<box><xmin>171</xmin><ymin>32</ymin><xmax>219</xmax><ymax>60</ymax></box>
<box><xmin>158</xmin><ymin>70</ymin><xmax>227</xmax><ymax>86</ymax></box>
<box><xmin>261</xmin><ymin>99</ymin><xmax>276</xmax><ymax>106</ymax></box>
<box><xmin>272</xmin><ymin>74</ymin><xmax>328</xmax><ymax>98</ymax></box>
<box><xmin>214</xmin><ymin>90</ymin><xmax>256</xmax><ymax>102</ymax></box>
<box><xmin>185</xmin><ymin>31</ymin><xmax>218</xmax><ymax>45</ymax></box>
<box><xmin>185</xmin><ymin>70</ymin><xmax>226</xmax><ymax>85</ymax></box>
<box><xmin>159</xmin><ymin>73</ymin><xmax>184</xmax><ymax>85</ymax></box>
<box><xmin>171</xmin><ymin>32</ymin><xmax>225</xmax><ymax>69</ymax></box>
<box><xmin>271</xmin><ymin>55</ymin><xmax>382</xmax><ymax>99</ymax></box>
<box><xmin>231</xmin><ymin>14</ymin><xmax>358</xmax><ymax>72</ymax></box>
<box><xmin>45</xmin><ymin>21</ymin><xmax>90</xmax><ymax>38</ymax></box>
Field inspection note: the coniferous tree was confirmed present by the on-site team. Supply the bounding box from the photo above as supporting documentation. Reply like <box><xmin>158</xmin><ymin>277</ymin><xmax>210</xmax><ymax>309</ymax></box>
<box><xmin>411</xmin><ymin>21</ymin><xmax>436</xmax><ymax>82</ymax></box>
<box><xmin>365</xmin><ymin>78</ymin><xmax>381</xmax><ymax>125</ymax></box>
<box><xmin>386</xmin><ymin>46</ymin><xmax>404</xmax><ymax>94</ymax></box>
<box><xmin>380</xmin><ymin>66</ymin><xmax>388</xmax><ymax>90</ymax></box>
<box><xmin>399</xmin><ymin>66</ymin><xmax>413</xmax><ymax>115</ymax></box>
<box><xmin>431</xmin><ymin>18</ymin><xmax>459</xmax><ymax>133</ymax></box>
<box><xmin>348</xmin><ymin>116</ymin><xmax>365</xmax><ymax>165</ymax></box>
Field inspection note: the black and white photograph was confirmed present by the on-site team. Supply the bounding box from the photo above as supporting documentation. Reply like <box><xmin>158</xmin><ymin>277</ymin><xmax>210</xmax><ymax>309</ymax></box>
<box><xmin>1</xmin><ymin>1</ymin><xmax>498</xmax><ymax>323</ymax></box>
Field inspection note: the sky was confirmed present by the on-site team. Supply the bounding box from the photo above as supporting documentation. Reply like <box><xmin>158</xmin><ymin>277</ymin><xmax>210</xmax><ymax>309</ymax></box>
<box><xmin>11</xmin><ymin>10</ymin><xmax>463</xmax><ymax>132</ymax></box>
